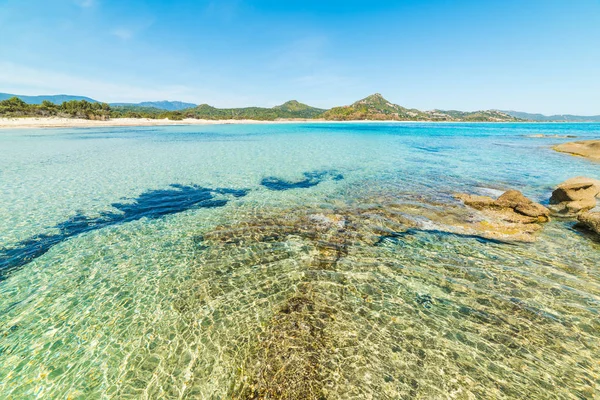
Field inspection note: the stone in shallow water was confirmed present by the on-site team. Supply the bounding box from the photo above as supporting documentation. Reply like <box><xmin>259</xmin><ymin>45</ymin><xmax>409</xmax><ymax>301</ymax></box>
<box><xmin>455</xmin><ymin>189</ymin><xmax>550</xmax><ymax>242</ymax></box>
<box><xmin>549</xmin><ymin>177</ymin><xmax>600</xmax><ymax>217</ymax></box>
<box><xmin>577</xmin><ymin>211</ymin><xmax>600</xmax><ymax>236</ymax></box>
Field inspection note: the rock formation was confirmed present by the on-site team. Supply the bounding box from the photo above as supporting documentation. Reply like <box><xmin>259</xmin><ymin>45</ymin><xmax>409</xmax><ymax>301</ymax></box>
<box><xmin>455</xmin><ymin>190</ymin><xmax>550</xmax><ymax>242</ymax></box>
<box><xmin>577</xmin><ymin>212</ymin><xmax>600</xmax><ymax>236</ymax></box>
<box><xmin>553</xmin><ymin>140</ymin><xmax>600</xmax><ymax>162</ymax></box>
<box><xmin>549</xmin><ymin>177</ymin><xmax>600</xmax><ymax>216</ymax></box>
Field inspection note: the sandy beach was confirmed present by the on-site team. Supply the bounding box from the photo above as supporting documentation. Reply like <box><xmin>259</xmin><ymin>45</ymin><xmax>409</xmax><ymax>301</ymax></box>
<box><xmin>0</xmin><ymin>117</ymin><xmax>299</xmax><ymax>129</ymax></box>
<box><xmin>0</xmin><ymin>117</ymin><xmax>524</xmax><ymax>129</ymax></box>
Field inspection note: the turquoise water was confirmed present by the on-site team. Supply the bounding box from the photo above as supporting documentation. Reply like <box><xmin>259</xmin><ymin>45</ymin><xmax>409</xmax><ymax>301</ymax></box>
<box><xmin>0</xmin><ymin>123</ymin><xmax>599</xmax><ymax>398</ymax></box>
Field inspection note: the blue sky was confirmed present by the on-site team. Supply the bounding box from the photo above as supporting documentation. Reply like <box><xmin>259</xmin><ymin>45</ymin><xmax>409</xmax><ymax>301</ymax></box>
<box><xmin>0</xmin><ymin>0</ymin><xmax>599</xmax><ymax>114</ymax></box>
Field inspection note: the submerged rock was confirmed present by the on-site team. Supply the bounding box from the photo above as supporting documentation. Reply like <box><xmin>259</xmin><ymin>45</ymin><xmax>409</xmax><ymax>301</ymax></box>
<box><xmin>577</xmin><ymin>212</ymin><xmax>600</xmax><ymax>236</ymax></box>
<box><xmin>549</xmin><ymin>177</ymin><xmax>600</xmax><ymax>217</ymax></box>
<box><xmin>455</xmin><ymin>190</ymin><xmax>550</xmax><ymax>242</ymax></box>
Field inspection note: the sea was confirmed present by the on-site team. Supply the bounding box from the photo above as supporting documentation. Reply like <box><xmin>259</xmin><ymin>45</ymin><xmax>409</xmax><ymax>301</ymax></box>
<box><xmin>0</xmin><ymin>122</ymin><xmax>599</xmax><ymax>398</ymax></box>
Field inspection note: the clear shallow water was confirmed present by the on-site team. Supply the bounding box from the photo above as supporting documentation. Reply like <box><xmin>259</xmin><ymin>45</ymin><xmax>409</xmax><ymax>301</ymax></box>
<box><xmin>0</xmin><ymin>123</ymin><xmax>599</xmax><ymax>398</ymax></box>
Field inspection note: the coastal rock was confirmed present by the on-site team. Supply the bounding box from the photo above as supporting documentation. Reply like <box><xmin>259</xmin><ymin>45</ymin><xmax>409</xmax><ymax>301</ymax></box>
<box><xmin>577</xmin><ymin>212</ymin><xmax>600</xmax><ymax>236</ymax></box>
<box><xmin>553</xmin><ymin>140</ymin><xmax>600</xmax><ymax>162</ymax></box>
<box><xmin>455</xmin><ymin>190</ymin><xmax>550</xmax><ymax>242</ymax></box>
<box><xmin>549</xmin><ymin>177</ymin><xmax>600</xmax><ymax>216</ymax></box>
<box><xmin>456</xmin><ymin>190</ymin><xmax>550</xmax><ymax>223</ymax></box>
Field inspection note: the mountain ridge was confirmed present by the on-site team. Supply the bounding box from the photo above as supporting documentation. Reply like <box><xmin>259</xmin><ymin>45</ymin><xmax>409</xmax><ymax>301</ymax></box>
<box><xmin>111</xmin><ymin>100</ymin><xmax>197</xmax><ymax>111</ymax></box>
<box><xmin>499</xmin><ymin>110</ymin><xmax>600</xmax><ymax>122</ymax></box>
<box><xmin>2</xmin><ymin>91</ymin><xmax>598</xmax><ymax>122</ymax></box>
<box><xmin>0</xmin><ymin>92</ymin><xmax>99</xmax><ymax>104</ymax></box>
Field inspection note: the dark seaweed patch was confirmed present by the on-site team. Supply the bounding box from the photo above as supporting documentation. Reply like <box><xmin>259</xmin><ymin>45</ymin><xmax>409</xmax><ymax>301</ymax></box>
<box><xmin>261</xmin><ymin>171</ymin><xmax>343</xmax><ymax>191</ymax></box>
<box><xmin>0</xmin><ymin>184</ymin><xmax>248</xmax><ymax>280</ymax></box>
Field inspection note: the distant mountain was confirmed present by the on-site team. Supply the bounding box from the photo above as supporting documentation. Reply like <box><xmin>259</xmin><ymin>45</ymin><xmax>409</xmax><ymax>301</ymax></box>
<box><xmin>437</xmin><ymin>109</ymin><xmax>522</xmax><ymax>122</ymax></box>
<box><xmin>321</xmin><ymin>93</ymin><xmax>520</xmax><ymax>122</ymax></box>
<box><xmin>500</xmin><ymin>110</ymin><xmax>600</xmax><ymax>122</ymax></box>
<box><xmin>0</xmin><ymin>92</ymin><xmax>99</xmax><ymax>104</ymax></box>
<box><xmin>111</xmin><ymin>100</ymin><xmax>197</xmax><ymax>111</ymax></box>
<box><xmin>181</xmin><ymin>100</ymin><xmax>326</xmax><ymax>120</ymax></box>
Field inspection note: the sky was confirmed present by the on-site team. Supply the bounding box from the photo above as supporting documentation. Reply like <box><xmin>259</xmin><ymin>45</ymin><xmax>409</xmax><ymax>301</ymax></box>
<box><xmin>0</xmin><ymin>0</ymin><xmax>599</xmax><ymax>114</ymax></box>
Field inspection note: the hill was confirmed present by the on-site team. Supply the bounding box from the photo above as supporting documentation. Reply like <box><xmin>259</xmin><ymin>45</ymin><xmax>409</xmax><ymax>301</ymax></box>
<box><xmin>500</xmin><ymin>110</ymin><xmax>600</xmax><ymax>122</ymax></box>
<box><xmin>438</xmin><ymin>109</ymin><xmax>522</xmax><ymax>122</ymax></box>
<box><xmin>111</xmin><ymin>100</ymin><xmax>197</xmax><ymax>111</ymax></box>
<box><xmin>321</xmin><ymin>93</ymin><xmax>447</xmax><ymax>121</ymax></box>
<box><xmin>181</xmin><ymin>100</ymin><xmax>326</xmax><ymax>120</ymax></box>
<box><xmin>272</xmin><ymin>100</ymin><xmax>326</xmax><ymax>118</ymax></box>
<box><xmin>319</xmin><ymin>94</ymin><xmax>520</xmax><ymax>122</ymax></box>
<box><xmin>0</xmin><ymin>92</ymin><xmax>99</xmax><ymax>104</ymax></box>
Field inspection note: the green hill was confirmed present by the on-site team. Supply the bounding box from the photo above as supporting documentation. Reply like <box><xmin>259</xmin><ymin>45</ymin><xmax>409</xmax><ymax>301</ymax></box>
<box><xmin>321</xmin><ymin>93</ymin><xmax>450</xmax><ymax>121</ymax></box>
<box><xmin>272</xmin><ymin>100</ymin><xmax>326</xmax><ymax>118</ymax></box>
<box><xmin>322</xmin><ymin>94</ymin><xmax>523</xmax><ymax>122</ymax></box>
<box><xmin>181</xmin><ymin>101</ymin><xmax>326</xmax><ymax>120</ymax></box>
<box><xmin>437</xmin><ymin>109</ymin><xmax>522</xmax><ymax>122</ymax></box>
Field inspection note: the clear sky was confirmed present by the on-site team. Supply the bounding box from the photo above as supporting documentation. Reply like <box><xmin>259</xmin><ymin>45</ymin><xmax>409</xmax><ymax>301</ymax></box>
<box><xmin>0</xmin><ymin>0</ymin><xmax>599</xmax><ymax>114</ymax></box>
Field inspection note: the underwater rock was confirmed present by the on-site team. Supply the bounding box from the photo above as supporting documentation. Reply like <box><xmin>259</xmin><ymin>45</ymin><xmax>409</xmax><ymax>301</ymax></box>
<box><xmin>577</xmin><ymin>212</ymin><xmax>600</xmax><ymax>236</ymax></box>
<box><xmin>261</xmin><ymin>171</ymin><xmax>343</xmax><ymax>191</ymax></box>
<box><xmin>549</xmin><ymin>177</ymin><xmax>600</xmax><ymax>217</ymax></box>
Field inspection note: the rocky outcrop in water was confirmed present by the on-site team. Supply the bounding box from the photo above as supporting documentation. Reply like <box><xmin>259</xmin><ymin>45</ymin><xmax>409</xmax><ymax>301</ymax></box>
<box><xmin>549</xmin><ymin>177</ymin><xmax>600</xmax><ymax>217</ymax></box>
<box><xmin>553</xmin><ymin>140</ymin><xmax>600</xmax><ymax>162</ymax></box>
<box><xmin>577</xmin><ymin>211</ymin><xmax>600</xmax><ymax>236</ymax></box>
<box><xmin>455</xmin><ymin>190</ymin><xmax>550</xmax><ymax>242</ymax></box>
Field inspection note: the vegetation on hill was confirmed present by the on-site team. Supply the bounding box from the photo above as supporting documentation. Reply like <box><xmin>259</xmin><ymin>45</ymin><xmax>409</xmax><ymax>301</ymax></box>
<box><xmin>321</xmin><ymin>93</ymin><xmax>443</xmax><ymax>121</ymax></box>
<box><xmin>0</xmin><ymin>93</ymin><xmax>526</xmax><ymax>122</ymax></box>
<box><xmin>177</xmin><ymin>101</ymin><xmax>326</xmax><ymax>120</ymax></box>
<box><xmin>322</xmin><ymin>94</ymin><xmax>521</xmax><ymax>122</ymax></box>
<box><xmin>499</xmin><ymin>110</ymin><xmax>600</xmax><ymax>122</ymax></box>
<box><xmin>438</xmin><ymin>110</ymin><xmax>522</xmax><ymax>122</ymax></box>
<box><xmin>0</xmin><ymin>97</ymin><xmax>111</xmax><ymax>119</ymax></box>
<box><xmin>272</xmin><ymin>100</ymin><xmax>326</xmax><ymax>118</ymax></box>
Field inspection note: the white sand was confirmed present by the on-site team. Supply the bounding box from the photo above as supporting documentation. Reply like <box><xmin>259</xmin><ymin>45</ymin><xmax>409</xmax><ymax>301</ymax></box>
<box><xmin>0</xmin><ymin>117</ymin><xmax>525</xmax><ymax>129</ymax></box>
<box><xmin>0</xmin><ymin>117</ymin><xmax>303</xmax><ymax>129</ymax></box>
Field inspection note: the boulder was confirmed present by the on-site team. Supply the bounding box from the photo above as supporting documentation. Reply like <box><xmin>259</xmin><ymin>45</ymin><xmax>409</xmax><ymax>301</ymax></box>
<box><xmin>497</xmin><ymin>190</ymin><xmax>550</xmax><ymax>219</ymax></box>
<box><xmin>456</xmin><ymin>190</ymin><xmax>550</xmax><ymax>223</ymax></box>
<box><xmin>455</xmin><ymin>190</ymin><xmax>550</xmax><ymax>242</ymax></box>
<box><xmin>577</xmin><ymin>212</ymin><xmax>600</xmax><ymax>235</ymax></box>
<box><xmin>549</xmin><ymin>177</ymin><xmax>600</xmax><ymax>216</ymax></box>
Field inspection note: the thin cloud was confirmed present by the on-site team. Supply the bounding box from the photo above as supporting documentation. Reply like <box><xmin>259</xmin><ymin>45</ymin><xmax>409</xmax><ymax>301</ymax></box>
<box><xmin>74</xmin><ymin>0</ymin><xmax>96</xmax><ymax>8</ymax></box>
<box><xmin>112</xmin><ymin>28</ymin><xmax>134</xmax><ymax>40</ymax></box>
<box><xmin>0</xmin><ymin>61</ymin><xmax>196</xmax><ymax>103</ymax></box>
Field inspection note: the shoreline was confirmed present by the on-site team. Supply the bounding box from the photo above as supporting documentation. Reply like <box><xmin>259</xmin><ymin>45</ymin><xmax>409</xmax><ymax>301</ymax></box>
<box><xmin>0</xmin><ymin>117</ymin><xmax>596</xmax><ymax>129</ymax></box>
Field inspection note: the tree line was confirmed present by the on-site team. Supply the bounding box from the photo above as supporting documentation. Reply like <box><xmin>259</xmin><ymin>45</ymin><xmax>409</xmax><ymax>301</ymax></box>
<box><xmin>0</xmin><ymin>97</ymin><xmax>111</xmax><ymax>120</ymax></box>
